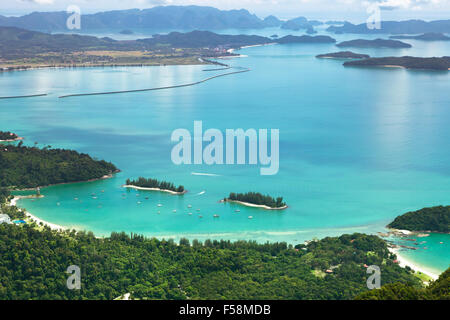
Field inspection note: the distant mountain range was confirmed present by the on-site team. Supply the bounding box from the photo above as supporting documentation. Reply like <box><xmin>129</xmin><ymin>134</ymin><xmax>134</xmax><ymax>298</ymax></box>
<box><xmin>0</xmin><ymin>5</ymin><xmax>320</xmax><ymax>32</ymax></box>
<box><xmin>390</xmin><ymin>32</ymin><xmax>450</xmax><ymax>41</ymax></box>
<box><xmin>328</xmin><ymin>20</ymin><xmax>450</xmax><ymax>34</ymax></box>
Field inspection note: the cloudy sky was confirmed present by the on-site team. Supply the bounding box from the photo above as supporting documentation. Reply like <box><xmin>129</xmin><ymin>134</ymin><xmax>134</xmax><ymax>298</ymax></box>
<box><xmin>2</xmin><ymin>0</ymin><xmax>449</xmax><ymax>21</ymax></box>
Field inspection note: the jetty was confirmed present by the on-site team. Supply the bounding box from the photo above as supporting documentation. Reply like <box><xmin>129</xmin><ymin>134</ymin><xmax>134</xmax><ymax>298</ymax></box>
<box><xmin>0</xmin><ymin>93</ymin><xmax>47</xmax><ymax>100</ymax></box>
<box><xmin>58</xmin><ymin>69</ymin><xmax>250</xmax><ymax>99</ymax></box>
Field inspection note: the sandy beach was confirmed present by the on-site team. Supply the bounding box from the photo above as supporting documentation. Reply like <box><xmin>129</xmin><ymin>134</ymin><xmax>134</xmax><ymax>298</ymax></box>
<box><xmin>123</xmin><ymin>185</ymin><xmax>187</xmax><ymax>195</ymax></box>
<box><xmin>388</xmin><ymin>247</ymin><xmax>439</xmax><ymax>281</ymax></box>
<box><xmin>222</xmin><ymin>199</ymin><xmax>288</xmax><ymax>210</ymax></box>
<box><xmin>9</xmin><ymin>196</ymin><xmax>67</xmax><ymax>231</ymax></box>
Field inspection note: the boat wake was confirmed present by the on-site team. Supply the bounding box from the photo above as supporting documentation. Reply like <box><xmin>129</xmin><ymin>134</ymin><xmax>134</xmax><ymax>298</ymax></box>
<box><xmin>191</xmin><ymin>172</ymin><xmax>220</xmax><ymax>177</ymax></box>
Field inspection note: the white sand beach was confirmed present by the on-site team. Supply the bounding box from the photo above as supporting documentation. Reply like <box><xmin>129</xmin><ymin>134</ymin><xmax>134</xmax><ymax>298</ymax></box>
<box><xmin>389</xmin><ymin>247</ymin><xmax>439</xmax><ymax>281</ymax></box>
<box><xmin>123</xmin><ymin>185</ymin><xmax>187</xmax><ymax>195</ymax></box>
<box><xmin>9</xmin><ymin>196</ymin><xmax>67</xmax><ymax>231</ymax></box>
<box><xmin>222</xmin><ymin>199</ymin><xmax>288</xmax><ymax>211</ymax></box>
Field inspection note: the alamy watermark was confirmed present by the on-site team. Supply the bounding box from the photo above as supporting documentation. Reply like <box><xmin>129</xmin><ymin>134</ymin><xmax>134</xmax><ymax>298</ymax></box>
<box><xmin>66</xmin><ymin>5</ymin><xmax>81</xmax><ymax>30</ymax></box>
<box><xmin>366</xmin><ymin>3</ymin><xmax>381</xmax><ymax>30</ymax></box>
<box><xmin>66</xmin><ymin>265</ymin><xmax>81</xmax><ymax>290</ymax></box>
<box><xmin>366</xmin><ymin>265</ymin><xmax>381</xmax><ymax>289</ymax></box>
<box><xmin>171</xmin><ymin>121</ymin><xmax>279</xmax><ymax>175</ymax></box>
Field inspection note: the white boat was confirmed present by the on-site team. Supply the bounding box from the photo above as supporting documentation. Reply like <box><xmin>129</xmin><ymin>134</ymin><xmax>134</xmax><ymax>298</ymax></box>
<box><xmin>187</xmin><ymin>205</ymin><xmax>192</xmax><ymax>208</ymax></box>
<box><xmin>157</xmin><ymin>204</ymin><xmax>163</xmax><ymax>207</ymax></box>
<box><xmin>248</xmin><ymin>216</ymin><xmax>253</xmax><ymax>219</ymax></box>
<box><xmin>213</xmin><ymin>214</ymin><xmax>220</xmax><ymax>218</ymax></box>
<box><xmin>235</xmin><ymin>209</ymin><xmax>240</xmax><ymax>212</ymax></box>
<box><xmin>173</xmin><ymin>209</ymin><xmax>177</xmax><ymax>213</ymax></box>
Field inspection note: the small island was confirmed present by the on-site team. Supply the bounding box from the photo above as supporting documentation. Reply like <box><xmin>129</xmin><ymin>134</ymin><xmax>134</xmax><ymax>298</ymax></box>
<box><xmin>119</xmin><ymin>29</ymin><xmax>134</xmax><ymax>35</ymax></box>
<box><xmin>390</xmin><ymin>33</ymin><xmax>450</xmax><ymax>41</ymax></box>
<box><xmin>0</xmin><ymin>131</ymin><xmax>23</xmax><ymax>142</ymax></box>
<box><xmin>316</xmin><ymin>51</ymin><xmax>370</xmax><ymax>59</ymax></box>
<box><xmin>124</xmin><ymin>177</ymin><xmax>186</xmax><ymax>195</ymax></box>
<box><xmin>344</xmin><ymin>56</ymin><xmax>450</xmax><ymax>71</ymax></box>
<box><xmin>222</xmin><ymin>192</ymin><xmax>287</xmax><ymax>210</ymax></box>
<box><xmin>336</xmin><ymin>39</ymin><xmax>412</xmax><ymax>48</ymax></box>
<box><xmin>387</xmin><ymin>205</ymin><xmax>449</xmax><ymax>233</ymax></box>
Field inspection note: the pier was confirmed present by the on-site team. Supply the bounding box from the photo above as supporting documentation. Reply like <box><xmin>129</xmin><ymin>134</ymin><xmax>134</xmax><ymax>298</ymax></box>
<box><xmin>59</xmin><ymin>69</ymin><xmax>250</xmax><ymax>99</ymax></box>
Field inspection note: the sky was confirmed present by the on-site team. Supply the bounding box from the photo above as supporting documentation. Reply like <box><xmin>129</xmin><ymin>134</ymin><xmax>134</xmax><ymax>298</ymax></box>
<box><xmin>1</xmin><ymin>0</ymin><xmax>449</xmax><ymax>22</ymax></box>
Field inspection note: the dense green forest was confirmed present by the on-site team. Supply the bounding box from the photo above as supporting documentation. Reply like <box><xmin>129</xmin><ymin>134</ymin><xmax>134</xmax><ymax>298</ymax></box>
<box><xmin>0</xmin><ymin>143</ymin><xmax>118</xmax><ymax>189</ymax></box>
<box><xmin>344</xmin><ymin>56</ymin><xmax>450</xmax><ymax>71</ymax></box>
<box><xmin>0</xmin><ymin>131</ymin><xmax>18</xmax><ymax>140</ymax></box>
<box><xmin>356</xmin><ymin>268</ymin><xmax>449</xmax><ymax>300</ymax></box>
<box><xmin>126</xmin><ymin>177</ymin><xmax>185</xmax><ymax>193</ymax></box>
<box><xmin>227</xmin><ymin>192</ymin><xmax>286</xmax><ymax>208</ymax></box>
<box><xmin>0</xmin><ymin>210</ymin><xmax>422</xmax><ymax>300</ymax></box>
<box><xmin>387</xmin><ymin>206</ymin><xmax>449</xmax><ymax>233</ymax></box>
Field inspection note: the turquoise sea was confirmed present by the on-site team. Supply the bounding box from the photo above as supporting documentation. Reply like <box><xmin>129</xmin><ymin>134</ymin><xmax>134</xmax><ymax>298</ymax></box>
<box><xmin>1</xmin><ymin>31</ymin><xmax>449</xmax><ymax>273</ymax></box>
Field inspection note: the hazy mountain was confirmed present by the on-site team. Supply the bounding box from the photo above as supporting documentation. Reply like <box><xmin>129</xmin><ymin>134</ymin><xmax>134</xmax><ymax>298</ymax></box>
<box><xmin>0</xmin><ymin>6</ymin><xmax>273</xmax><ymax>31</ymax></box>
<box><xmin>327</xmin><ymin>20</ymin><xmax>450</xmax><ymax>34</ymax></box>
<box><xmin>263</xmin><ymin>15</ymin><xmax>282</xmax><ymax>27</ymax></box>
<box><xmin>279</xmin><ymin>16</ymin><xmax>324</xmax><ymax>31</ymax></box>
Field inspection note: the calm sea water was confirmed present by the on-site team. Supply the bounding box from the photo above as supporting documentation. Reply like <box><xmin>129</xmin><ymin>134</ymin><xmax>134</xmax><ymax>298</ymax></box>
<box><xmin>1</xmin><ymin>33</ymin><xmax>449</xmax><ymax>273</ymax></box>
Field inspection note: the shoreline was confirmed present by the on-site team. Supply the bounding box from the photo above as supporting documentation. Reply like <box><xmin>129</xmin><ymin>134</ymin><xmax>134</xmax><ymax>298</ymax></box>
<box><xmin>123</xmin><ymin>185</ymin><xmax>187</xmax><ymax>195</ymax></box>
<box><xmin>12</xmin><ymin>172</ymin><xmax>119</xmax><ymax>191</ymax></box>
<box><xmin>9</xmin><ymin>196</ymin><xmax>67</xmax><ymax>232</ymax></box>
<box><xmin>221</xmin><ymin>199</ymin><xmax>288</xmax><ymax>210</ymax></box>
<box><xmin>3</xmin><ymin>195</ymin><xmax>445</xmax><ymax>280</ymax></box>
<box><xmin>0</xmin><ymin>137</ymin><xmax>24</xmax><ymax>142</ymax></box>
<box><xmin>0</xmin><ymin>60</ymin><xmax>208</xmax><ymax>73</ymax></box>
<box><xmin>388</xmin><ymin>247</ymin><xmax>439</xmax><ymax>281</ymax></box>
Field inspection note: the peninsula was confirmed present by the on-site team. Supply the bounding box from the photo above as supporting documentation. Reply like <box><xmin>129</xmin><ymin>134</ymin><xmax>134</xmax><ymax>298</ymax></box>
<box><xmin>387</xmin><ymin>205</ymin><xmax>449</xmax><ymax>233</ymax></box>
<box><xmin>222</xmin><ymin>192</ymin><xmax>287</xmax><ymax>210</ymax></box>
<box><xmin>0</xmin><ymin>142</ymin><xmax>118</xmax><ymax>189</ymax></box>
<box><xmin>124</xmin><ymin>177</ymin><xmax>186</xmax><ymax>195</ymax></box>
<box><xmin>343</xmin><ymin>56</ymin><xmax>450</xmax><ymax>71</ymax></box>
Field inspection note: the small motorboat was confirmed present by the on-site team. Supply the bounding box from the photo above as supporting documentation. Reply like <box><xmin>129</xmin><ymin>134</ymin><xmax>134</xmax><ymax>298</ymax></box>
<box><xmin>248</xmin><ymin>216</ymin><xmax>253</xmax><ymax>219</ymax></box>
<box><xmin>213</xmin><ymin>214</ymin><xmax>220</xmax><ymax>218</ymax></box>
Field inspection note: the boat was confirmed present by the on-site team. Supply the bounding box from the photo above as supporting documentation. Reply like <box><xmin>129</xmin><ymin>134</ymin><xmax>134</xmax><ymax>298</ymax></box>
<box><xmin>235</xmin><ymin>209</ymin><xmax>240</xmax><ymax>212</ymax></box>
<box><xmin>199</xmin><ymin>215</ymin><xmax>203</xmax><ymax>218</ymax></box>
<box><xmin>188</xmin><ymin>212</ymin><xmax>192</xmax><ymax>215</ymax></box>
<box><xmin>157</xmin><ymin>204</ymin><xmax>163</xmax><ymax>207</ymax></box>
<box><xmin>187</xmin><ymin>205</ymin><xmax>192</xmax><ymax>208</ymax></box>
<box><xmin>196</xmin><ymin>209</ymin><xmax>201</xmax><ymax>211</ymax></box>
<box><xmin>145</xmin><ymin>197</ymin><xmax>149</xmax><ymax>200</ymax></box>
<box><xmin>213</xmin><ymin>214</ymin><xmax>220</xmax><ymax>218</ymax></box>
<box><xmin>248</xmin><ymin>216</ymin><xmax>253</xmax><ymax>219</ymax></box>
<box><xmin>173</xmin><ymin>209</ymin><xmax>177</xmax><ymax>213</ymax></box>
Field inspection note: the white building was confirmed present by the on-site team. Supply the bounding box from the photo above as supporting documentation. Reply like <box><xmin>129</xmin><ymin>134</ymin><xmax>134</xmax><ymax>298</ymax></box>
<box><xmin>0</xmin><ymin>214</ymin><xmax>12</xmax><ymax>224</ymax></box>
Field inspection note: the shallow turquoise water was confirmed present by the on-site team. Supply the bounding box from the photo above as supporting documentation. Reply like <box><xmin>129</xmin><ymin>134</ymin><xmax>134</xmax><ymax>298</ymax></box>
<box><xmin>1</xmin><ymin>37</ymin><xmax>449</xmax><ymax>273</ymax></box>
